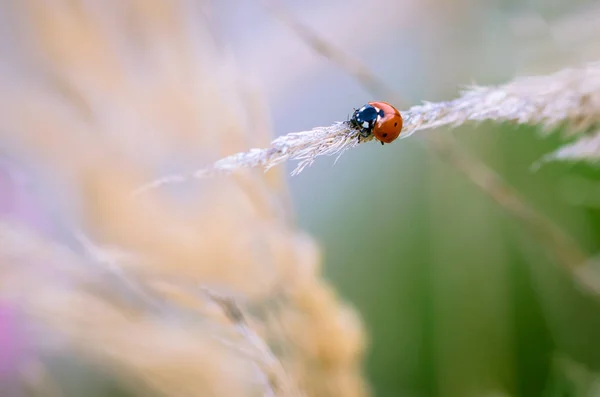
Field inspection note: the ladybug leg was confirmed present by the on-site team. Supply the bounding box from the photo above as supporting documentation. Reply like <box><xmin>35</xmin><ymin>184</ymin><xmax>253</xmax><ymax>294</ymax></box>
<box><xmin>359</xmin><ymin>129</ymin><xmax>371</xmax><ymax>138</ymax></box>
<box><xmin>380</xmin><ymin>141</ymin><xmax>384</xmax><ymax>146</ymax></box>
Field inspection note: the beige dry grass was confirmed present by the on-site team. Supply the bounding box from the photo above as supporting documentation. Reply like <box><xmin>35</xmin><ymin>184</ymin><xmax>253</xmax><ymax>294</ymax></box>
<box><xmin>0</xmin><ymin>1</ymin><xmax>368</xmax><ymax>396</ymax></box>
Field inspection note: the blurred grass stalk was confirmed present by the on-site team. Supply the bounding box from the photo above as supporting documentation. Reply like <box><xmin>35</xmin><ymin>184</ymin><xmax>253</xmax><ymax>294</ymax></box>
<box><xmin>0</xmin><ymin>1</ymin><xmax>369</xmax><ymax>396</ymax></box>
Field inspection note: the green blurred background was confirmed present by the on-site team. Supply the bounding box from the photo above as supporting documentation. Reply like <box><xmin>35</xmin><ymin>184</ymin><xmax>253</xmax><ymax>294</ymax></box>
<box><xmin>221</xmin><ymin>0</ymin><xmax>600</xmax><ymax>396</ymax></box>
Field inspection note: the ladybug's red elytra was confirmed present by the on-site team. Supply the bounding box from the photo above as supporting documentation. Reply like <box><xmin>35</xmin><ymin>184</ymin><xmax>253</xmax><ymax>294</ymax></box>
<box><xmin>350</xmin><ymin>101</ymin><xmax>403</xmax><ymax>145</ymax></box>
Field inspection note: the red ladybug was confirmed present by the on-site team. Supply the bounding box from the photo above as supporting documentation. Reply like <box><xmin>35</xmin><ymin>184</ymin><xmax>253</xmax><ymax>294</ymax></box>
<box><xmin>350</xmin><ymin>101</ymin><xmax>403</xmax><ymax>145</ymax></box>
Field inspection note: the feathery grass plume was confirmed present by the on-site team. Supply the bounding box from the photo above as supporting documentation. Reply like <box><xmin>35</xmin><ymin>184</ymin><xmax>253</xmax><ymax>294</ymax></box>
<box><xmin>0</xmin><ymin>1</ymin><xmax>368</xmax><ymax>396</ymax></box>
<box><xmin>134</xmin><ymin>121</ymin><xmax>362</xmax><ymax>195</ymax></box>
<box><xmin>487</xmin><ymin>4</ymin><xmax>600</xmax><ymax>165</ymax></box>
<box><xmin>536</xmin><ymin>129</ymin><xmax>600</xmax><ymax>165</ymax></box>
<box><xmin>136</xmin><ymin>61</ymin><xmax>600</xmax><ymax>194</ymax></box>
<box><xmin>405</xmin><ymin>63</ymin><xmax>600</xmax><ymax>137</ymax></box>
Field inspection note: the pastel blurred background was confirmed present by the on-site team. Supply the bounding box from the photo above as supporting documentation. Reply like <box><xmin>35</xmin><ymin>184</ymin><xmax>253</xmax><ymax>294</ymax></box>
<box><xmin>227</xmin><ymin>1</ymin><xmax>600</xmax><ymax>397</ymax></box>
<box><xmin>2</xmin><ymin>1</ymin><xmax>600</xmax><ymax>397</ymax></box>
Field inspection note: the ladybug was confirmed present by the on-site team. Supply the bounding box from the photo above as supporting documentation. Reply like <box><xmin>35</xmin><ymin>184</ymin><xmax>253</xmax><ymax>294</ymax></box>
<box><xmin>350</xmin><ymin>101</ymin><xmax>403</xmax><ymax>145</ymax></box>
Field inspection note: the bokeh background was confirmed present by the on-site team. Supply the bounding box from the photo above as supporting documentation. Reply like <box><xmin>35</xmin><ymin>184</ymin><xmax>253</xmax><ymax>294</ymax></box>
<box><xmin>217</xmin><ymin>1</ymin><xmax>600</xmax><ymax>396</ymax></box>
<box><xmin>3</xmin><ymin>1</ymin><xmax>600</xmax><ymax>397</ymax></box>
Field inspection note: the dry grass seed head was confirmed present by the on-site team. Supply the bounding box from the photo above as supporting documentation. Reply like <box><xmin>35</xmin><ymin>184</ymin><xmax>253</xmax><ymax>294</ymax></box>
<box><xmin>136</xmin><ymin>62</ymin><xmax>600</xmax><ymax>189</ymax></box>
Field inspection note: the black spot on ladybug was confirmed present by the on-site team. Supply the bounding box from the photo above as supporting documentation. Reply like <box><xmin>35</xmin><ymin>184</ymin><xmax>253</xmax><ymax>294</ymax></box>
<box><xmin>382</xmin><ymin>133</ymin><xmax>388</xmax><ymax>137</ymax></box>
<box><xmin>394</xmin><ymin>122</ymin><xmax>398</xmax><ymax>127</ymax></box>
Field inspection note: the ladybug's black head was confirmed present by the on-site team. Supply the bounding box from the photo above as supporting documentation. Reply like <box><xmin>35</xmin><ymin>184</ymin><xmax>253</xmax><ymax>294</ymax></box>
<box><xmin>351</xmin><ymin>104</ymin><xmax>383</xmax><ymax>137</ymax></box>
